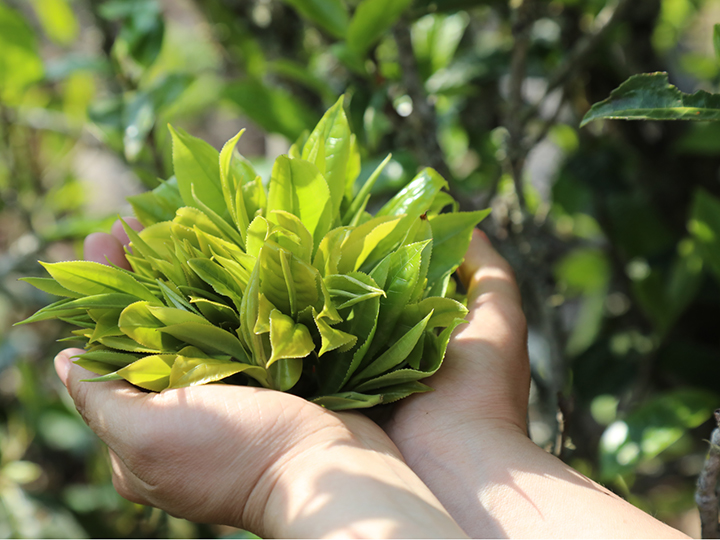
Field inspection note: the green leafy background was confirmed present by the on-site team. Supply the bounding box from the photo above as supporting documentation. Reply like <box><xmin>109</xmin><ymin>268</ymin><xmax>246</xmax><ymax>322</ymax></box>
<box><xmin>2</xmin><ymin>0</ymin><xmax>720</xmax><ymax>537</ymax></box>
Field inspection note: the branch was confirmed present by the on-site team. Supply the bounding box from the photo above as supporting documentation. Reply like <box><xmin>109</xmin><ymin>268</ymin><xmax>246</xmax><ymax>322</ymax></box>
<box><xmin>523</xmin><ymin>0</ymin><xmax>633</xmax><ymax>124</ymax></box>
<box><xmin>696</xmin><ymin>409</ymin><xmax>720</xmax><ymax>539</ymax></box>
<box><xmin>392</xmin><ymin>20</ymin><xmax>452</xmax><ymax>182</ymax></box>
<box><xmin>504</xmin><ymin>0</ymin><xmax>538</xmax><ymax>211</ymax></box>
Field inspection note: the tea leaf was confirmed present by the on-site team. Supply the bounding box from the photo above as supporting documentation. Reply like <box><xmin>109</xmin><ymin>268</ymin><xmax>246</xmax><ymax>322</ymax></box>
<box><xmin>337</xmin><ymin>215</ymin><xmax>403</xmax><ymax>273</ymax></box>
<box><xmin>219</xmin><ymin>130</ymin><xmax>250</xmax><ymax>244</ymax></box>
<box><xmin>351</xmin><ymin>311</ymin><xmax>432</xmax><ymax>383</ymax></box>
<box><xmin>118</xmin><ymin>301</ymin><xmax>183</xmax><ymax>351</ymax></box>
<box><xmin>366</xmin><ymin>241</ymin><xmax>428</xmax><ymax>359</ymax></box>
<box><xmin>311</xmin><ymin>391</ymin><xmax>383</xmax><ymax>410</ymax></box>
<box><xmin>117</xmin><ymin>354</ymin><xmax>176</xmax><ymax>392</ymax></box>
<box><xmin>267</xmin><ymin>156</ymin><xmax>332</xmax><ymax>246</ymax></box>
<box><xmin>169</xmin><ymin>124</ymin><xmax>225</xmax><ymax>214</ymax></box>
<box><xmin>188</xmin><ymin>259</ymin><xmax>244</xmax><ymax>310</ymax></box>
<box><xmin>302</xmin><ymin>96</ymin><xmax>350</xmax><ymax>219</ymax></box>
<box><xmin>426</xmin><ymin>209</ymin><xmax>490</xmax><ymax>291</ymax></box>
<box><xmin>376</xmin><ymin>168</ymin><xmax>447</xmax><ymax>218</ymax></box>
<box><xmin>74</xmin><ymin>349</ymin><xmax>139</xmax><ymax>368</ymax></box>
<box><xmin>581</xmin><ymin>72</ymin><xmax>720</xmax><ymax>126</ymax></box>
<box><xmin>267</xmin><ymin>310</ymin><xmax>314</xmax><ymax>367</ymax></box>
<box><xmin>161</xmin><ymin>321</ymin><xmax>249</xmax><ymax>360</ymax></box>
<box><xmin>20</xmin><ymin>277</ymin><xmax>83</xmax><ymax>298</ymax></box>
<box><xmin>41</xmin><ymin>261</ymin><xmax>159</xmax><ymax>303</ymax></box>
<box><xmin>168</xmin><ymin>355</ymin><xmax>262</xmax><ymax>388</ymax></box>
<box><xmin>268</xmin><ymin>357</ymin><xmax>303</xmax><ymax>391</ymax></box>
<box><xmin>342</xmin><ymin>153</ymin><xmax>391</xmax><ymax>225</ymax></box>
<box><xmin>313</xmin><ymin>309</ymin><xmax>357</xmax><ymax>356</ymax></box>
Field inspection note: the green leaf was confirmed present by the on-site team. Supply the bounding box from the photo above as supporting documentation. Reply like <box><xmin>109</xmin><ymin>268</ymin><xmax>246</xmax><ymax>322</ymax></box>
<box><xmin>118</xmin><ymin>301</ymin><xmax>183</xmax><ymax>351</ymax></box>
<box><xmin>426</xmin><ymin>209</ymin><xmax>491</xmax><ymax>291</ymax></box>
<box><xmin>161</xmin><ymin>322</ymin><xmax>250</xmax><ymax>360</ymax></box>
<box><xmin>259</xmin><ymin>242</ymin><xmax>320</xmax><ymax>316</ymax></box>
<box><xmin>117</xmin><ymin>354</ymin><xmax>176</xmax><ymax>392</ymax></box>
<box><xmin>169</xmin><ymin>125</ymin><xmax>225</xmax><ymax>215</ymax></box>
<box><xmin>351</xmin><ymin>311</ymin><xmax>432</xmax><ymax>384</ymax></box>
<box><xmin>74</xmin><ymin>350</ymin><xmax>139</xmax><ymax>368</ymax></box>
<box><xmin>317</xmin><ymin>293</ymin><xmax>381</xmax><ymax>394</ymax></box>
<box><xmin>313</xmin><ymin>227</ymin><xmax>351</xmax><ymax>276</ymax></box>
<box><xmin>302</xmin><ymin>97</ymin><xmax>351</xmax><ymax>219</ymax></box>
<box><xmin>188</xmin><ymin>259</ymin><xmax>244</xmax><ymax>310</ymax></box>
<box><xmin>168</xmin><ymin>355</ymin><xmax>264</xmax><ymax>389</ymax></box>
<box><xmin>376</xmin><ymin>168</ymin><xmax>448</xmax><ymax>218</ymax></box>
<box><xmin>313</xmin><ymin>309</ymin><xmax>357</xmax><ymax>356</ymax></box>
<box><xmin>127</xmin><ymin>178</ymin><xmax>184</xmax><ymax>227</ymax></box>
<box><xmin>342</xmin><ymin>153</ymin><xmax>391</xmax><ymax>225</ymax></box>
<box><xmin>20</xmin><ymin>277</ymin><xmax>83</xmax><ymax>298</ymax></box>
<box><xmin>191</xmin><ymin>297</ymin><xmax>240</xmax><ymax>328</ymax></box>
<box><xmin>268</xmin><ymin>357</ymin><xmax>303</xmax><ymax>391</ymax></box>
<box><xmin>191</xmin><ymin>186</ymin><xmax>246</xmax><ymax>248</ymax></box>
<box><xmin>399</xmin><ymin>297</ymin><xmax>468</xmax><ymax>329</ymax></box>
<box><xmin>599</xmin><ymin>389</ymin><xmax>718</xmax><ymax>480</ymax></box>
<box><xmin>355</xmin><ymin>317</ymin><xmax>464</xmax><ymax>392</ymax></box>
<box><xmin>311</xmin><ymin>392</ymin><xmax>383</xmax><ymax>411</ymax></box>
<box><xmin>378</xmin><ymin>381</ymin><xmax>433</xmax><ymax>404</ymax></box>
<box><xmin>240</xmin><ymin>264</ymin><xmax>267</xmax><ymax>366</ymax></box>
<box><xmin>246</xmin><ymin>216</ymin><xmax>269</xmax><ymax>260</ymax></box>
<box><xmin>41</xmin><ymin>261</ymin><xmax>159</xmax><ymax>303</ymax></box>
<box><xmin>270</xmin><ymin>210</ymin><xmax>314</xmax><ymax>263</ymax></box>
<box><xmin>347</xmin><ymin>0</ymin><xmax>413</xmax><ymax>56</ymax></box>
<box><xmin>122</xmin><ymin>91</ymin><xmax>154</xmax><ymax>162</ymax></box>
<box><xmin>367</xmin><ymin>241</ymin><xmax>428</xmax><ymax>359</ymax></box>
<box><xmin>267</xmin><ymin>310</ymin><xmax>314</xmax><ymax>367</ymax></box>
<box><xmin>267</xmin><ymin>156</ymin><xmax>332</xmax><ymax>246</ymax></box>
<box><xmin>224</xmin><ymin>80</ymin><xmax>319</xmax><ymax>140</ymax></box>
<box><xmin>581</xmin><ymin>72</ymin><xmax>720</xmax><ymax>127</ymax></box>
<box><xmin>219</xmin><ymin>130</ymin><xmax>251</xmax><ymax>245</ymax></box>
<box><xmin>97</xmin><ymin>335</ymin><xmax>160</xmax><ymax>353</ymax></box>
<box><xmin>281</xmin><ymin>0</ymin><xmax>348</xmax><ymax>38</ymax></box>
<box><xmin>73</xmin><ymin>358</ymin><xmax>120</xmax><ymax>376</ymax></box>
<box><xmin>324</xmin><ymin>273</ymin><xmax>385</xmax><ymax>310</ymax></box>
<box><xmin>337</xmin><ymin>215</ymin><xmax>404</xmax><ymax>273</ymax></box>
<box><xmin>89</xmin><ymin>309</ymin><xmax>124</xmax><ymax>343</ymax></box>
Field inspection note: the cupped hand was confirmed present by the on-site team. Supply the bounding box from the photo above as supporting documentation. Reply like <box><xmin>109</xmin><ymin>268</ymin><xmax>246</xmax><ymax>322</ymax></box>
<box><xmin>56</xmin><ymin>220</ymin><xmax>466</xmax><ymax>539</ymax></box>
<box><xmin>387</xmin><ymin>228</ymin><xmax>531</xmax><ymax>442</ymax></box>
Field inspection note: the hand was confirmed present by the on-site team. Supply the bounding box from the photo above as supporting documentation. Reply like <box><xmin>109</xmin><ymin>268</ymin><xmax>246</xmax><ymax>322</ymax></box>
<box><xmin>384</xmin><ymin>230</ymin><xmax>686</xmax><ymax>538</ymax></box>
<box><xmin>56</xmin><ymin>220</ymin><xmax>467</xmax><ymax>539</ymax></box>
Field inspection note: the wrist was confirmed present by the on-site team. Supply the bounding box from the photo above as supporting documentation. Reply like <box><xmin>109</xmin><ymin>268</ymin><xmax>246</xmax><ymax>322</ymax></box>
<box><xmin>257</xmin><ymin>415</ymin><xmax>467</xmax><ymax>539</ymax></box>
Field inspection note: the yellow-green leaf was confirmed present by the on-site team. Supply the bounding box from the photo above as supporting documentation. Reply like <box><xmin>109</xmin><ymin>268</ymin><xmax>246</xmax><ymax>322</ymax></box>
<box><xmin>267</xmin><ymin>310</ymin><xmax>314</xmax><ymax>367</ymax></box>
<box><xmin>41</xmin><ymin>261</ymin><xmax>159</xmax><ymax>303</ymax></box>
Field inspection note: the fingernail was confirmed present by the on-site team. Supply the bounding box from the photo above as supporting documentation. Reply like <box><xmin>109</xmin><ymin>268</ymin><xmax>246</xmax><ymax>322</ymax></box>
<box><xmin>54</xmin><ymin>351</ymin><xmax>71</xmax><ymax>386</ymax></box>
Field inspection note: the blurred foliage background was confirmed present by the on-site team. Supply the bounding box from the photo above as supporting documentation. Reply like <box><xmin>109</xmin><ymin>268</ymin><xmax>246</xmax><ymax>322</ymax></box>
<box><xmin>1</xmin><ymin>0</ymin><xmax>720</xmax><ymax>537</ymax></box>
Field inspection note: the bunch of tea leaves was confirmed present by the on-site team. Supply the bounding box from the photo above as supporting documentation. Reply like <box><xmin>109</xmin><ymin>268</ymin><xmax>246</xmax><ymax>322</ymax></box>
<box><xmin>20</xmin><ymin>98</ymin><xmax>488</xmax><ymax>410</ymax></box>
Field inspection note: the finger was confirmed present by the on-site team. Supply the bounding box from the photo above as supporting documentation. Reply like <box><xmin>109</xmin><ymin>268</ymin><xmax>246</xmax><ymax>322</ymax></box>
<box><xmin>111</xmin><ymin>217</ymin><xmax>143</xmax><ymax>248</ymax></box>
<box><xmin>108</xmin><ymin>449</ymin><xmax>151</xmax><ymax>506</ymax></box>
<box><xmin>453</xmin><ymin>229</ymin><xmax>526</xmax><ymax>347</ymax></box>
<box><xmin>84</xmin><ymin>232</ymin><xmax>131</xmax><ymax>270</ymax></box>
<box><xmin>457</xmin><ymin>229</ymin><xmax>522</xmax><ymax>307</ymax></box>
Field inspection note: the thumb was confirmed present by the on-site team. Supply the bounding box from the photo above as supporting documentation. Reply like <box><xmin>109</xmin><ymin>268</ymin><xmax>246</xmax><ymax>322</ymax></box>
<box><xmin>54</xmin><ymin>349</ymin><xmax>148</xmax><ymax>452</ymax></box>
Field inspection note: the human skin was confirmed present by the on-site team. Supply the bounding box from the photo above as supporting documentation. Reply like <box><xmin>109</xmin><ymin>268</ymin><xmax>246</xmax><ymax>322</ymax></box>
<box><xmin>385</xmin><ymin>229</ymin><xmax>688</xmax><ymax>539</ymax></box>
<box><xmin>57</xmin><ymin>218</ymin><xmax>467</xmax><ymax>539</ymax></box>
<box><xmin>57</xmin><ymin>223</ymin><xmax>687</xmax><ymax>538</ymax></box>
